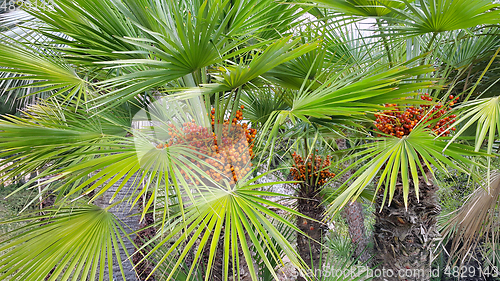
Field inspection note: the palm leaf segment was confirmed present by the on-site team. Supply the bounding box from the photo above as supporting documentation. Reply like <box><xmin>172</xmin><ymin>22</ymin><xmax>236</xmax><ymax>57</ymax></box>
<box><xmin>327</xmin><ymin>126</ymin><xmax>487</xmax><ymax>215</ymax></box>
<box><xmin>257</xmin><ymin>63</ymin><xmax>436</xmax><ymax>154</ymax></box>
<box><xmin>386</xmin><ymin>0</ymin><xmax>500</xmax><ymax>35</ymax></box>
<box><xmin>448</xmin><ymin>97</ymin><xmax>500</xmax><ymax>154</ymax></box>
<box><xmin>0</xmin><ymin>206</ymin><xmax>131</xmax><ymax>281</ymax></box>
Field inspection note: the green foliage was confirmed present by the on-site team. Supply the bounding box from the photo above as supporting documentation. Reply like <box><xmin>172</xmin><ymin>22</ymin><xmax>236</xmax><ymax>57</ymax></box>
<box><xmin>1</xmin><ymin>0</ymin><xmax>500</xmax><ymax>279</ymax></box>
<box><xmin>320</xmin><ymin>233</ymin><xmax>374</xmax><ymax>281</ymax></box>
<box><xmin>309</xmin><ymin>0</ymin><xmax>405</xmax><ymax>17</ymax></box>
<box><xmin>0</xmin><ymin>206</ymin><xmax>132</xmax><ymax>281</ymax></box>
<box><xmin>385</xmin><ymin>0</ymin><xmax>500</xmax><ymax>35</ymax></box>
<box><xmin>328</xmin><ymin>126</ymin><xmax>488</xmax><ymax>215</ymax></box>
<box><xmin>0</xmin><ymin>183</ymin><xmax>36</xmax><ymax>236</ymax></box>
<box><xmin>436</xmin><ymin>170</ymin><xmax>475</xmax><ymax>217</ymax></box>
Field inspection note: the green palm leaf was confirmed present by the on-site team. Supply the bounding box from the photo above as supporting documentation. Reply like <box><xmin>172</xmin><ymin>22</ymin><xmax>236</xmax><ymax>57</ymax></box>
<box><xmin>0</xmin><ymin>205</ymin><xmax>134</xmax><ymax>281</ymax></box>
<box><xmin>135</xmin><ymin>170</ymin><xmax>310</xmax><ymax>281</ymax></box>
<box><xmin>446</xmin><ymin>96</ymin><xmax>500</xmax><ymax>154</ymax></box>
<box><xmin>0</xmin><ymin>99</ymin><xmax>133</xmax><ymax>202</ymax></box>
<box><xmin>0</xmin><ymin>38</ymin><xmax>88</xmax><ymax>102</ymax></box>
<box><xmin>384</xmin><ymin>0</ymin><xmax>500</xmax><ymax>36</ymax></box>
<box><xmin>256</xmin><ymin>63</ymin><xmax>436</xmax><ymax>156</ymax></box>
<box><xmin>327</xmin><ymin>126</ymin><xmax>488</xmax><ymax>215</ymax></box>
<box><xmin>436</xmin><ymin>28</ymin><xmax>500</xmax><ymax>69</ymax></box>
<box><xmin>307</xmin><ymin>0</ymin><xmax>405</xmax><ymax>17</ymax></box>
<box><xmin>443</xmin><ymin>95</ymin><xmax>500</xmax><ymax>185</ymax></box>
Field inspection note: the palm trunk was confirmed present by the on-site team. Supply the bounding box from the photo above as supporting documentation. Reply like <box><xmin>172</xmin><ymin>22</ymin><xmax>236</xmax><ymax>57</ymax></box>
<box><xmin>296</xmin><ymin>185</ymin><xmax>325</xmax><ymax>281</ymax></box>
<box><xmin>336</xmin><ymin>139</ymin><xmax>370</xmax><ymax>262</ymax></box>
<box><xmin>201</xmin><ymin>226</ymin><xmax>255</xmax><ymax>280</ymax></box>
<box><xmin>95</xmin><ymin>177</ymin><xmax>140</xmax><ymax>281</ymax></box>
<box><xmin>342</xmin><ymin>200</ymin><xmax>370</xmax><ymax>262</ymax></box>
<box><xmin>292</xmin><ymin>148</ymin><xmax>334</xmax><ymax>280</ymax></box>
<box><xmin>133</xmin><ymin>193</ymin><xmax>156</xmax><ymax>281</ymax></box>
<box><xmin>373</xmin><ymin>173</ymin><xmax>440</xmax><ymax>281</ymax></box>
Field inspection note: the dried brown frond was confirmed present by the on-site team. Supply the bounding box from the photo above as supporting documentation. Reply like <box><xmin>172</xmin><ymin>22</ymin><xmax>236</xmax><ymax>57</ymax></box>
<box><xmin>440</xmin><ymin>171</ymin><xmax>500</xmax><ymax>265</ymax></box>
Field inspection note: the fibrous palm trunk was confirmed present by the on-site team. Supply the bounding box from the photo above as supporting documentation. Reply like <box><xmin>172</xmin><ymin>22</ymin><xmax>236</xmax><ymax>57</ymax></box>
<box><xmin>296</xmin><ymin>185</ymin><xmax>325</xmax><ymax>281</ymax></box>
<box><xmin>342</xmin><ymin>200</ymin><xmax>370</xmax><ymax>263</ymax></box>
<box><xmin>336</xmin><ymin>138</ymin><xmax>370</xmax><ymax>263</ymax></box>
<box><xmin>373</xmin><ymin>174</ymin><xmax>440</xmax><ymax>281</ymax></box>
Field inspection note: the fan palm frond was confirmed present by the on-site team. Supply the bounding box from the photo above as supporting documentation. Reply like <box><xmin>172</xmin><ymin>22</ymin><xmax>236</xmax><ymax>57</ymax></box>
<box><xmin>327</xmin><ymin>126</ymin><xmax>488</xmax><ymax>215</ymax></box>
<box><xmin>383</xmin><ymin>0</ymin><xmax>500</xmax><ymax>36</ymax></box>
<box><xmin>0</xmin><ymin>205</ymin><xmax>136</xmax><ymax>281</ymax></box>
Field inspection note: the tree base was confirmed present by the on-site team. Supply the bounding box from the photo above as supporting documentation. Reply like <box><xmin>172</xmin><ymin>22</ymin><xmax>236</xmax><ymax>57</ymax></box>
<box><xmin>373</xmin><ymin>178</ymin><xmax>440</xmax><ymax>281</ymax></box>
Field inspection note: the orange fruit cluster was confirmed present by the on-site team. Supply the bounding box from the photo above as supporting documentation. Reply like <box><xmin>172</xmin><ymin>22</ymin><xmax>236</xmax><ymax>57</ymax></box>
<box><xmin>374</xmin><ymin>94</ymin><xmax>458</xmax><ymax>138</ymax></box>
<box><xmin>290</xmin><ymin>152</ymin><xmax>335</xmax><ymax>186</ymax></box>
<box><xmin>157</xmin><ymin>105</ymin><xmax>256</xmax><ymax>185</ymax></box>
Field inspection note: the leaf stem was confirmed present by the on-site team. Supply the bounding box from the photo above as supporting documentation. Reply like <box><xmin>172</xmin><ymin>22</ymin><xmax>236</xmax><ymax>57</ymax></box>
<box><xmin>377</xmin><ymin>19</ymin><xmax>393</xmax><ymax>67</ymax></box>
<box><xmin>420</xmin><ymin>32</ymin><xmax>437</xmax><ymax>67</ymax></box>
<box><xmin>464</xmin><ymin>46</ymin><xmax>500</xmax><ymax>102</ymax></box>
<box><xmin>417</xmin><ymin>32</ymin><xmax>437</xmax><ymax>82</ymax></box>
<box><xmin>425</xmin><ymin>33</ymin><xmax>437</xmax><ymax>54</ymax></box>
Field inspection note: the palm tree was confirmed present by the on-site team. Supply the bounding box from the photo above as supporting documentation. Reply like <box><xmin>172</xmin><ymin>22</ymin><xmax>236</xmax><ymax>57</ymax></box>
<box><xmin>440</xmin><ymin>56</ymin><xmax>500</xmax><ymax>267</ymax></box>
<box><xmin>293</xmin><ymin>0</ymin><xmax>500</xmax><ymax>278</ymax></box>
<box><xmin>0</xmin><ymin>1</ymin><xmax>499</xmax><ymax>281</ymax></box>
<box><xmin>0</xmin><ymin>0</ymin><xmax>317</xmax><ymax>278</ymax></box>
